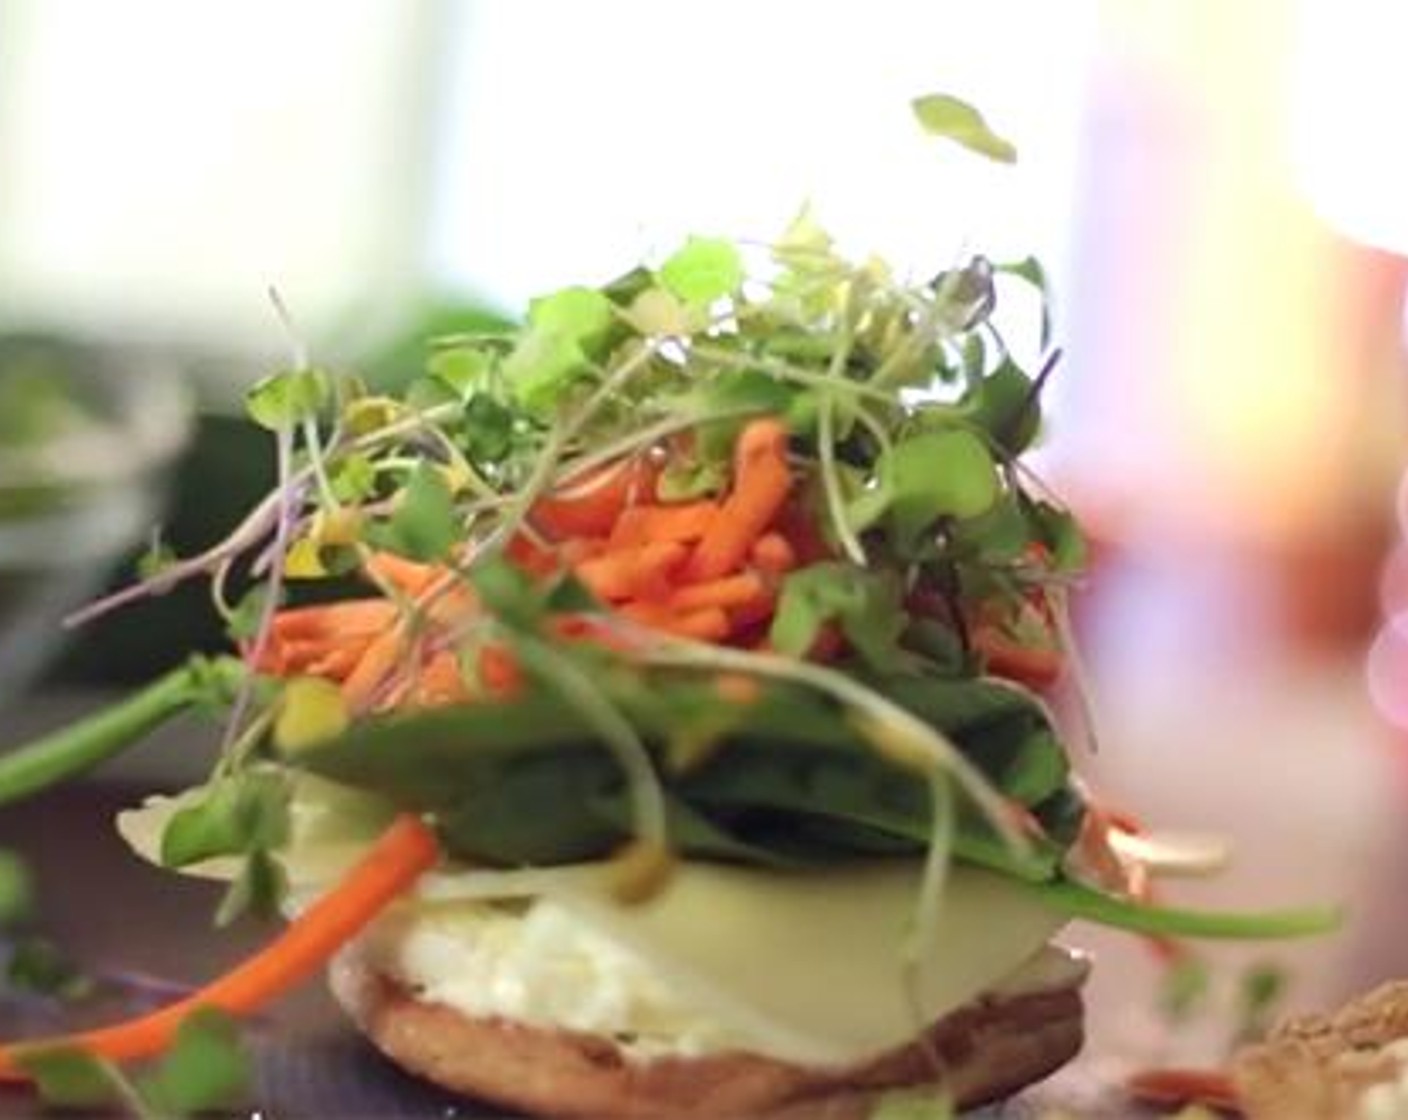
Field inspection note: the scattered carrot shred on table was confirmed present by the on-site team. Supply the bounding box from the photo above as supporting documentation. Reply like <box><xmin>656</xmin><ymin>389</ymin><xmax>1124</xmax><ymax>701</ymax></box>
<box><xmin>0</xmin><ymin>815</ymin><xmax>439</xmax><ymax>1081</ymax></box>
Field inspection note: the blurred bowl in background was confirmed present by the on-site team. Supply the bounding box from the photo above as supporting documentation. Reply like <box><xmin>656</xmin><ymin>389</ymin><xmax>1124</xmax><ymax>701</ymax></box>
<box><xmin>0</xmin><ymin>334</ymin><xmax>192</xmax><ymax>706</ymax></box>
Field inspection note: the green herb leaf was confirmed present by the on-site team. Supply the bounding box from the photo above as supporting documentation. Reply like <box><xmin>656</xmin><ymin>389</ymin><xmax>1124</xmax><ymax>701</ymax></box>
<box><xmin>135</xmin><ymin>534</ymin><xmax>178</xmax><ymax>581</ymax></box>
<box><xmin>139</xmin><ymin>1007</ymin><xmax>252</xmax><ymax>1116</ymax></box>
<box><xmin>1158</xmin><ymin>956</ymin><xmax>1211</xmax><ymax>1024</ymax></box>
<box><xmin>771</xmin><ymin>563</ymin><xmax>910</xmax><ymax>673</ymax></box>
<box><xmin>160</xmin><ymin>771</ymin><xmax>290</xmax><ymax>869</ymax></box>
<box><xmin>428</xmin><ymin>346</ymin><xmax>494</xmax><ymax>399</ymax></box>
<box><xmin>329</xmin><ymin>452</ymin><xmax>378</xmax><ymax>503</ymax></box>
<box><xmin>371</xmin><ymin>463</ymin><xmax>459</xmax><ymax>562</ymax></box>
<box><xmin>528</xmin><ymin>286</ymin><xmax>615</xmax><ymax>351</ymax></box>
<box><xmin>214</xmin><ymin>848</ymin><xmax>288</xmax><ymax>927</ymax></box>
<box><xmin>6</xmin><ymin>937</ymin><xmax>93</xmax><ymax>1001</ymax></box>
<box><xmin>16</xmin><ymin>1048</ymin><xmax>124</xmax><ymax>1110</ymax></box>
<box><xmin>659</xmin><ymin>237</ymin><xmax>745</xmax><ymax>305</ymax></box>
<box><xmin>962</xmin><ymin>359</ymin><xmax>1040</xmax><ymax>454</ymax></box>
<box><xmin>911</xmin><ymin>93</ymin><xmax>1017</xmax><ymax>163</ymax></box>
<box><xmin>460</xmin><ymin>394</ymin><xmax>517</xmax><ymax>465</ymax></box>
<box><xmin>880</xmin><ymin>430</ymin><xmax>999</xmax><ymax>546</ymax></box>
<box><xmin>502</xmin><ymin>327</ymin><xmax>590</xmax><ymax>414</ymax></box>
<box><xmin>0</xmin><ymin>849</ymin><xmax>32</xmax><ymax>926</ymax></box>
<box><xmin>1028</xmin><ymin>501</ymin><xmax>1087</xmax><ymax>572</ymax></box>
<box><xmin>245</xmin><ymin>367</ymin><xmax>332</xmax><ymax>431</ymax></box>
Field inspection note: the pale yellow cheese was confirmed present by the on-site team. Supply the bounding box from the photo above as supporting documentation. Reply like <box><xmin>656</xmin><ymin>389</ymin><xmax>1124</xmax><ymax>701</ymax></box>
<box><xmin>371</xmin><ymin>862</ymin><xmax>1072</xmax><ymax>1067</ymax></box>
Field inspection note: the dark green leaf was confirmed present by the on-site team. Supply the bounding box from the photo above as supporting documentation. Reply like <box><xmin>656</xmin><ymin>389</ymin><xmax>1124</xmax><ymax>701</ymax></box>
<box><xmin>214</xmin><ymin>849</ymin><xmax>288</xmax><ymax>927</ymax></box>
<box><xmin>962</xmin><ymin>360</ymin><xmax>1040</xmax><ymax>454</ymax></box>
<box><xmin>469</xmin><ymin>556</ymin><xmax>544</xmax><ymax>630</ymax></box>
<box><xmin>770</xmin><ymin>563</ymin><xmax>910</xmax><ymax>673</ymax></box>
<box><xmin>460</xmin><ymin>395</ymin><xmax>516</xmax><ymax>465</ymax></box>
<box><xmin>911</xmin><ymin>93</ymin><xmax>1017</xmax><ymax>163</ymax></box>
<box><xmin>6</xmin><ymin>937</ymin><xmax>93</xmax><ymax>1001</ymax></box>
<box><xmin>370</xmin><ymin>463</ymin><xmax>458</xmax><ymax>562</ymax></box>
<box><xmin>659</xmin><ymin>237</ymin><xmax>744</xmax><ymax>305</ymax></box>
<box><xmin>1028</xmin><ymin>501</ymin><xmax>1087</xmax><ymax>572</ymax></box>
<box><xmin>0</xmin><ymin>850</ymin><xmax>32</xmax><ymax>925</ymax></box>
<box><xmin>139</xmin><ymin>1007</ymin><xmax>252</xmax><ymax>1115</ymax></box>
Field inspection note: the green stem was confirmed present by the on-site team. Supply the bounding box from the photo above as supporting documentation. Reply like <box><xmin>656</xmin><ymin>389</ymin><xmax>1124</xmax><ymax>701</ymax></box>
<box><xmin>0</xmin><ymin>659</ymin><xmax>236</xmax><ymax>807</ymax></box>
<box><xmin>1032</xmin><ymin>878</ymin><xmax>1342</xmax><ymax>940</ymax></box>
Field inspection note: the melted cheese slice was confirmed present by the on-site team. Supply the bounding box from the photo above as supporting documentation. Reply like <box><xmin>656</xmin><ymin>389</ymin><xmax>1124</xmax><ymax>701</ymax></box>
<box><xmin>120</xmin><ymin>783</ymin><xmax>1075</xmax><ymax>1067</ymax></box>
<box><xmin>377</xmin><ymin>862</ymin><xmax>1071</xmax><ymax>1067</ymax></box>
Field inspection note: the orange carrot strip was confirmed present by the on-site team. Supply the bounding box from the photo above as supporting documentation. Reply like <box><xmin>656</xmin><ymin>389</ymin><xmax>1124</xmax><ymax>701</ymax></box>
<box><xmin>411</xmin><ymin>651</ymin><xmax>471</xmax><ymax>708</ymax></box>
<box><xmin>616</xmin><ymin>602</ymin><xmax>730</xmax><ymax>642</ymax></box>
<box><xmin>340</xmin><ymin>628</ymin><xmax>407</xmax><ymax>710</ymax></box>
<box><xmin>0</xmin><ymin>815</ymin><xmax>439</xmax><ymax>1081</ymax></box>
<box><xmin>270</xmin><ymin>600</ymin><xmax>397</xmax><ymax>642</ymax></box>
<box><xmin>686</xmin><ymin>419</ymin><xmax>792</xmax><ymax>581</ymax></box>
<box><xmin>670</xmin><ymin>607</ymin><xmax>732</xmax><ymax>642</ymax></box>
<box><xmin>1126</xmin><ymin>1067</ymin><xmax>1238</xmax><ymax>1112</ymax></box>
<box><xmin>531</xmin><ymin>458</ymin><xmax>658</xmax><ymax>541</ymax></box>
<box><xmin>506</xmin><ymin>533</ymin><xmax>562</xmax><ymax>577</ymax></box>
<box><xmin>749</xmin><ymin>531</ymin><xmax>797</xmax><ymax>576</ymax></box>
<box><xmin>364</xmin><ymin>551</ymin><xmax>443</xmax><ymax>598</ymax></box>
<box><xmin>304</xmin><ymin>640</ymin><xmax>373</xmax><ymax>681</ymax></box>
<box><xmin>575</xmin><ymin>542</ymin><xmax>688</xmax><ymax>602</ymax></box>
<box><xmin>608</xmin><ymin>502</ymin><xmax>719</xmax><ymax>550</ymax></box>
<box><xmin>668</xmin><ymin>572</ymin><xmax>767</xmax><ymax>613</ymax></box>
<box><xmin>478</xmin><ymin>643</ymin><xmax>523</xmax><ymax>696</ymax></box>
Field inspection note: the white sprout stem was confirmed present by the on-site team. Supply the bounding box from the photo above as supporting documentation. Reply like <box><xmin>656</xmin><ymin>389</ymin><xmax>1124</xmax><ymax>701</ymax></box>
<box><xmin>1048</xmin><ymin>585</ymin><xmax>1102</xmax><ymax>755</ymax></box>
<box><xmin>300</xmin><ymin>415</ymin><xmax>340</xmax><ymax>510</ymax></box>
<box><xmin>690</xmin><ymin>343</ymin><xmax>896</xmax><ymax>405</ymax></box>
<box><xmin>220</xmin><ymin>428</ymin><xmax>298</xmax><ymax>752</ymax></box>
<box><xmin>635</xmin><ymin>636</ymin><xmax>1027</xmax><ymax>856</ymax></box>
<box><xmin>901</xmin><ymin>772</ymin><xmax>955</xmax><ymax>1044</ymax></box>
<box><xmin>815</xmin><ymin>305</ymin><xmax>866</xmax><ymax>565</ymax></box>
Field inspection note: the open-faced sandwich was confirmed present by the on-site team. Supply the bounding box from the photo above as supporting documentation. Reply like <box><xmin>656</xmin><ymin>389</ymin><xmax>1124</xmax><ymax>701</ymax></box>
<box><xmin>0</xmin><ymin>215</ymin><xmax>1338</xmax><ymax>1118</ymax></box>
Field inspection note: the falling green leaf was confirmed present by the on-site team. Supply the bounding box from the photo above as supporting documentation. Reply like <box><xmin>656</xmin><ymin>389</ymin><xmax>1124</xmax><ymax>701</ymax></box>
<box><xmin>911</xmin><ymin>93</ymin><xmax>1017</xmax><ymax>163</ymax></box>
<box><xmin>659</xmin><ymin>237</ymin><xmax>745</xmax><ymax>305</ymax></box>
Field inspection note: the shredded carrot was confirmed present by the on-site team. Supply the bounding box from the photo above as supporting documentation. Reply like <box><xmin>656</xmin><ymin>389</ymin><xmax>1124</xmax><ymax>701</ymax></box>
<box><xmin>0</xmin><ymin>815</ymin><xmax>439</xmax><ymax>1082</ymax></box>
<box><xmin>505</xmin><ymin>533</ymin><xmax>561</xmax><ymax>578</ymax></box>
<box><xmin>364</xmin><ymin>551</ymin><xmax>443</xmax><ymax>598</ymax></box>
<box><xmin>668</xmin><ymin>572</ymin><xmax>767</xmax><ymax>613</ymax></box>
<box><xmin>340</xmin><ymin>627</ymin><xmax>408</xmax><ymax>710</ymax></box>
<box><xmin>608</xmin><ymin>501</ymin><xmax>719</xmax><ymax>550</ymax></box>
<box><xmin>575</xmin><ymin>541</ymin><xmax>688</xmax><ymax>603</ymax></box>
<box><xmin>477</xmin><ymin>643</ymin><xmax>523</xmax><ymax>696</ymax></box>
<box><xmin>268</xmin><ymin>600</ymin><xmax>397</xmax><ymax>644</ymax></box>
<box><xmin>618</xmin><ymin>602</ymin><xmax>731</xmax><ymax>643</ymax></box>
<box><xmin>1126</xmin><ymin>1067</ymin><xmax>1239</xmax><ymax>1112</ymax></box>
<box><xmin>686</xmin><ymin>418</ymin><xmax>792</xmax><ymax>582</ymax></box>
<box><xmin>531</xmin><ymin>457</ymin><xmax>657</xmax><ymax>541</ymax></box>
<box><xmin>749</xmin><ymin>531</ymin><xmax>797</xmax><ymax>576</ymax></box>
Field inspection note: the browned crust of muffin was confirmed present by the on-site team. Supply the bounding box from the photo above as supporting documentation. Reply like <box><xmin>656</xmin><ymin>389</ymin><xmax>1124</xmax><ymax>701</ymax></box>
<box><xmin>329</xmin><ymin>951</ymin><xmax>1085</xmax><ymax>1120</ymax></box>
<box><xmin>1231</xmin><ymin>981</ymin><xmax>1408</xmax><ymax>1120</ymax></box>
